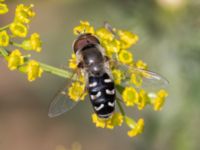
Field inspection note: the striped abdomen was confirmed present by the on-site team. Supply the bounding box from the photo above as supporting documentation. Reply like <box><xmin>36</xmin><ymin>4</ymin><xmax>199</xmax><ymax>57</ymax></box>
<box><xmin>88</xmin><ymin>73</ymin><xmax>115</xmax><ymax>118</ymax></box>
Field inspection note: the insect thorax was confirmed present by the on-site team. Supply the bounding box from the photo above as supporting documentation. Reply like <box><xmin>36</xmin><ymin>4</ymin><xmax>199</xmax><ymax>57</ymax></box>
<box><xmin>78</xmin><ymin>44</ymin><xmax>105</xmax><ymax>76</ymax></box>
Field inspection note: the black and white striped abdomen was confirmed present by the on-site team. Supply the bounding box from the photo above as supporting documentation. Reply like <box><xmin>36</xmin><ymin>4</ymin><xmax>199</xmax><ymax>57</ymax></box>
<box><xmin>88</xmin><ymin>73</ymin><xmax>115</xmax><ymax>118</ymax></box>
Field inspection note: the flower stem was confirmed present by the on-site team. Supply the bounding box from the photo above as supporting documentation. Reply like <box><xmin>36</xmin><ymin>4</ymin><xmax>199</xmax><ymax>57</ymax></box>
<box><xmin>116</xmin><ymin>97</ymin><xmax>125</xmax><ymax>116</ymax></box>
<box><xmin>0</xmin><ymin>24</ymin><xmax>11</xmax><ymax>31</ymax></box>
<box><xmin>0</xmin><ymin>47</ymin><xmax>9</xmax><ymax>57</ymax></box>
<box><xmin>10</xmin><ymin>41</ymin><xmax>23</xmax><ymax>48</ymax></box>
<box><xmin>0</xmin><ymin>47</ymin><xmax>75</xmax><ymax>80</ymax></box>
<box><xmin>39</xmin><ymin>62</ymin><xmax>74</xmax><ymax>79</ymax></box>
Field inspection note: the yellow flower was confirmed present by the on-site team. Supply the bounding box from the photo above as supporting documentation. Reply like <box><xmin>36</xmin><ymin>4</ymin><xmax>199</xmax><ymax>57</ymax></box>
<box><xmin>22</xmin><ymin>33</ymin><xmax>42</xmax><ymax>52</ymax></box>
<box><xmin>29</xmin><ymin>33</ymin><xmax>42</xmax><ymax>52</ymax></box>
<box><xmin>15</xmin><ymin>4</ymin><xmax>35</xmax><ymax>24</ymax></box>
<box><xmin>136</xmin><ymin>89</ymin><xmax>148</xmax><ymax>110</ymax></box>
<box><xmin>73</xmin><ymin>21</ymin><xmax>94</xmax><ymax>35</ymax></box>
<box><xmin>122</xmin><ymin>87</ymin><xmax>139</xmax><ymax>106</ymax></box>
<box><xmin>10</xmin><ymin>22</ymin><xmax>28</xmax><ymax>37</ymax></box>
<box><xmin>26</xmin><ymin>60</ymin><xmax>43</xmax><ymax>81</ymax></box>
<box><xmin>92</xmin><ymin>112</ymin><xmax>123</xmax><ymax>129</ymax></box>
<box><xmin>68</xmin><ymin>53</ymin><xmax>77</xmax><ymax>70</ymax></box>
<box><xmin>112</xmin><ymin>69</ymin><xmax>123</xmax><ymax>85</ymax></box>
<box><xmin>7</xmin><ymin>49</ymin><xmax>24</xmax><ymax>70</ymax></box>
<box><xmin>118</xmin><ymin>50</ymin><xmax>133</xmax><ymax>64</ymax></box>
<box><xmin>0</xmin><ymin>30</ymin><xmax>9</xmax><ymax>47</ymax></box>
<box><xmin>153</xmin><ymin>89</ymin><xmax>168</xmax><ymax>111</ymax></box>
<box><xmin>127</xmin><ymin>118</ymin><xmax>144</xmax><ymax>137</ymax></box>
<box><xmin>102</xmin><ymin>39</ymin><xmax>121</xmax><ymax>56</ymax></box>
<box><xmin>95</xmin><ymin>27</ymin><xmax>114</xmax><ymax>41</ymax></box>
<box><xmin>117</xmin><ymin>30</ymin><xmax>139</xmax><ymax>49</ymax></box>
<box><xmin>68</xmin><ymin>82</ymin><xmax>86</xmax><ymax>102</ymax></box>
<box><xmin>135</xmin><ymin>60</ymin><xmax>148</xmax><ymax>70</ymax></box>
<box><xmin>130</xmin><ymin>73</ymin><xmax>143</xmax><ymax>87</ymax></box>
<box><xmin>92</xmin><ymin>113</ymin><xmax>106</xmax><ymax>128</ymax></box>
<box><xmin>0</xmin><ymin>3</ymin><xmax>8</xmax><ymax>15</ymax></box>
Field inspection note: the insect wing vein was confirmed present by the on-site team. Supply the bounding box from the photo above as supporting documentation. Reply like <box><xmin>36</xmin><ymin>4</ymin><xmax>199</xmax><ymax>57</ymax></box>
<box><xmin>48</xmin><ymin>86</ymin><xmax>78</xmax><ymax>118</ymax></box>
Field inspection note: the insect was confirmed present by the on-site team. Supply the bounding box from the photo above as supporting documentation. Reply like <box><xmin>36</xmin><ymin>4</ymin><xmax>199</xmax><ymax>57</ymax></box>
<box><xmin>49</xmin><ymin>33</ymin><xmax>116</xmax><ymax>118</ymax></box>
<box><xmin>48</xmin><ymin>25</ymin><xmax>168</xmax><ymax>119</ymax></box>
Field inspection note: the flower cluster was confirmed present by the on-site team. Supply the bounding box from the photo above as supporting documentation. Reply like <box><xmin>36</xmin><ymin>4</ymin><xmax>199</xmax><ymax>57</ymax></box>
<box><xmin>0</xmin><ymin>1</ymin><xmax>43</xmax><ymax>81</ymax></box>
<box><xmin>69</xmin><ymin>21</ymin><xmax>168</xmax><ymax>138</ymax></box>
<box><xmin>0</xmin><ymin>1</ymin><xmax>169</xmax><ymax>139</ymax></box>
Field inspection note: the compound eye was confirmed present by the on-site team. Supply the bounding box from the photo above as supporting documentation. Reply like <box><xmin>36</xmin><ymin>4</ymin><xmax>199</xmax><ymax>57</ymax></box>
<box><xmin>73</xmin><ymin>38</ymin><xmax>87</xmax><ymax>53</ymax></box>
<box><xmin>87</xmin><ymin>35</ymin><xmax>100</xmax><ymax>44</ymax></box>
<box><xmin>73</xmin><ymin>34</ymin><xmax>100</xmax><ymax>53</ymax></box>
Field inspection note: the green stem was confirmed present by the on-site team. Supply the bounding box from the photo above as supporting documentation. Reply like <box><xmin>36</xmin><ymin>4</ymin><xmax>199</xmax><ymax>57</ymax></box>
<box><xmin>116</xmin><ymin>97</ymin><xmax>125</xmax><ymax>116</ymax></box>
<box><xmin>0</xmin><ymin>47</ymin><xmax>9</xmax><ymax>57</ymax></box>
<box><xmin>0</xmin><ymin>47</ymin><xmax>75</xmax><ymax>80</ymax></box>
<box><xmin>0</xmin><ymin>24</ymin><xmax>11</xmax><ymax>31</ymax></box>
<box><xmin>10</xmin><ymin>41</ymin><xmax>23</xmax><ymax>48</ymax></box>
<box><xmin>40</xmin><ymin>62</ymin><xmax>74</xmax><ymax>79</ymax></box>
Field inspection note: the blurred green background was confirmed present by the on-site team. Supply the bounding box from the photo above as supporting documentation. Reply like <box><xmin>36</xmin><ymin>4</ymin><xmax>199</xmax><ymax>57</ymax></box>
<box><xmin>0</xmin><ymin>0</ymin><xmax>200</xmax><ymax>150</ymax></box>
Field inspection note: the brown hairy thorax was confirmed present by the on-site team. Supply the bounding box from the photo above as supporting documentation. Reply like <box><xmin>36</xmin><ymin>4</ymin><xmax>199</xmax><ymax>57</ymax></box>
<box><xmin>72</xmin><ymin>33</ymin><xmax>100</xmax><ymax>53</ymax></box>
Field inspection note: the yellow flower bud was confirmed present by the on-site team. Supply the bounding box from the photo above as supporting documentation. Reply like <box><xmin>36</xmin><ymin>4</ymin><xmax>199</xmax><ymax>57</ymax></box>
<box><xmin>22</xmin><ymin>33</ymin><xmax>42</xmax><ymax>52</ymax></box>
<box><xmin>95</xmin><ymin>27</ymin><xmax>114</xmax><ymax>41</ymax></box>
<box><xmin>130</xmin><ymin>73</ymin><xmax>143</xmax><ymax>87</ymax></box>
<box><xmin>112</xmin><ymin>69</ymin><xmax>123</xmax><ymax>85</ymax></box>
<box><xmin>118</xmin><ymin>30</ymin><xmax>139</xmax><ymax>49</ymax></box>
<box><xmin>153</xmin><ymin>89</ymin><xmax>168</xmax><ymax>111</ymax></box>
<box><xmin>7</xmin><ymin>49</ymin><xmax>24</xmax><ymax>70</ymax></box>
<box><xmin>10</xmin><ymin>22</ymin><xmax>28</xmax><ymax>38</ymax></box>
<box><xmin>135</xmin><ymin>60</ymin><xmax>148</xmax><ymax>70</ymax></box>
<box><xmin>127</xmin><ymin>118</ymin><xmax>144</xmax><ymax>137</ymax></box>
<box><xmin>15</xmin><ymin>4</ymin><xmax>35</xmax><ymax>24</ymax></box>
<box><xmin>103</xmin><ymin>39</ymin><xmax>121</xmax><ymax>56</ymax></box>
<box><xmin>0</xmin><ymin>30</ymin><xmax>9</xmax><ymax>47</ymax></box>
<box><xmin>26</xmin><ymin>60</ymin><xmax>43</xmax><ymax>81</ymax></box>
<box><xmin>73</xmin><ymin>21</ymin><xmax>94</xmax><ymax>35</ymax></box>
<box><xmin>136</xmin><ymin>89</ymin><xmax>148</xmax><ymax>110</ymax></box>
<box><xmin>0</xmin><ymin>3</ymin><xmax>8</xmax><ymax>15</ymax></box>
<box><xmin>68</xmin><ymin>54</ymin><xmax>77</xmax><ymax>70</ymax></box>
<box><xmin>92</xmin><ymin>112</ymin><xmax>123</xmax><ymax>129</ymax></box>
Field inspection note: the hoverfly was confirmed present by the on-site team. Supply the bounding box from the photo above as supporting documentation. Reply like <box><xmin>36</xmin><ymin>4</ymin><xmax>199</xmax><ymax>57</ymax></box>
<box><xmin>48</xmin><ymin>23</ymin><xmax>168</xmax><ymax>119</ymax></box>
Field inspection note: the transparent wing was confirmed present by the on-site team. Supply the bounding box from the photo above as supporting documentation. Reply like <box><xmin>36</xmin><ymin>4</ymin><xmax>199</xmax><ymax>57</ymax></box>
<box><xmin>116</xmin><ymin>62</ymin><xmax>169</xmax><ymax>92</ymax></box>
<box><xmin>48</xmin><ymin>85</ymin><xmax>79</xmax><ymax>118</ymax></box>
<box><xmin>129</xmin><ymin>67</ymin><xmax>169</xmax><ymax>92</ymax></box>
